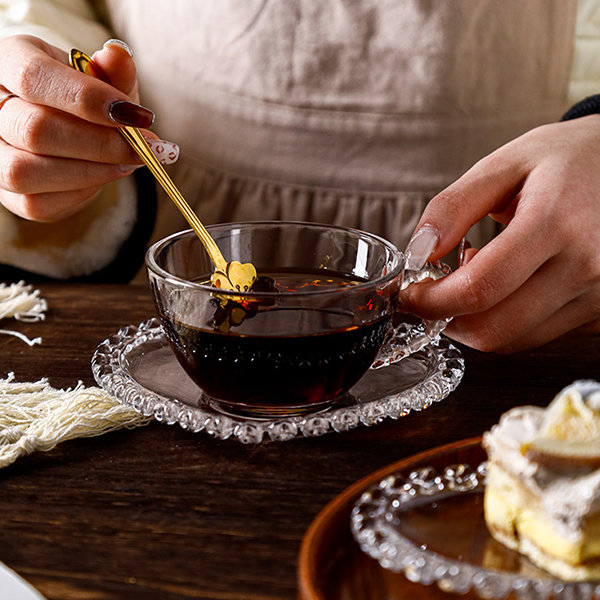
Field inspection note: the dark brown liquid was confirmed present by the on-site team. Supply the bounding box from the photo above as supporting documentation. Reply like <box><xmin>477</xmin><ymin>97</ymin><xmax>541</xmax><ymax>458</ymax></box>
<box><xmin>160</xmin><ymin>271</ymin><xmax>390</xmax><ymax>410</ymax></box>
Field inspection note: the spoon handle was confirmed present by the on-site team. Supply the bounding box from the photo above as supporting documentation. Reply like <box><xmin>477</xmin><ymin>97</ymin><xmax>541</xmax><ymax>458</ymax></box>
<box><xmin>118</xmin><ymin>126</ymin><xmax>227</xmax><ymax>271</ymax></box>
<box><xmin>69</xmin><ymin>49</ymin><xmax>227</xmax><ymax>273</ymax></box>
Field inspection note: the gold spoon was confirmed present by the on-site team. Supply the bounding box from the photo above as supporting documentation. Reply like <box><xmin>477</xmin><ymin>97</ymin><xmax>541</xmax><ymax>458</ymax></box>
<box><xmin>69</xmin><ymin>49</ymin><xmax>257</xmax><ymax>292</ymax></box>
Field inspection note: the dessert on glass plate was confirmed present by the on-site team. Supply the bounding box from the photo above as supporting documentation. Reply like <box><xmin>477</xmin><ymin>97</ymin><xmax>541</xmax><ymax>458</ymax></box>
<box><xmin>484</xmin><ymin>380</ymin><xmax>600</xmax><ymax>581</ymax></box>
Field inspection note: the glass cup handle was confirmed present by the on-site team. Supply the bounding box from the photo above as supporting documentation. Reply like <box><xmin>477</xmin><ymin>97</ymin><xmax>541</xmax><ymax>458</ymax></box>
<box><xmin>371</xmin><ymin>261</ymin><xmax>452</xmax><ymax>369</ymax></box>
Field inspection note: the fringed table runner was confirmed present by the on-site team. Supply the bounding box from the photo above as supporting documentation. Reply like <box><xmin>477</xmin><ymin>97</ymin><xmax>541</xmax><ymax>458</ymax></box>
<box><xmin>0</xmin><ymin>282</ymin><xmax>149</xmax><ymax>467</ymax></box>
<box><xmin>0</xmin><ymin>281</ymin><xmax>47</xmax><ymax>346</ymax></box>
<box><xmin>0</xmin><ymin>374</ymin><xmax>149</xmax><ymax>467</ymax></box>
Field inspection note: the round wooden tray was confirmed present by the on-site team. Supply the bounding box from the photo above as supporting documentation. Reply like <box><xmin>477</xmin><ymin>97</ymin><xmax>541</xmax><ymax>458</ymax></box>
<box><xmin>298</xmin><ymin>437</ymin><xmax>485</xmax><ymax>600</ymax></box>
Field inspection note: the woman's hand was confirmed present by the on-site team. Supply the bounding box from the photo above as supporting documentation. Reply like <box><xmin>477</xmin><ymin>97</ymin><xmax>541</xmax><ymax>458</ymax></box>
<box><xmin>402</xmin><ymin>115</ymin><xmax>600</xmax><ymax>352</ymax></box>
<box><xmin>0</xmin><ymin>35</ymin><xmax>158</xmax><ymax>222</ymax></box>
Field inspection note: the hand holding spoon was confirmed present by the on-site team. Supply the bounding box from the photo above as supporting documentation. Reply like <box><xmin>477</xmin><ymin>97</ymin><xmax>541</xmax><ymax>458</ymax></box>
<box><xmin>69</xmin><ymin>49</ymin><xmax>257</xmax><ymax>292</ymax></box>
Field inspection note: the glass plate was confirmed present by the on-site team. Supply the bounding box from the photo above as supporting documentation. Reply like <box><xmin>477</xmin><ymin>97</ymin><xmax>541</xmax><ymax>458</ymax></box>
<box><xmin>351</xmin><ymin>459</ymin><xmax>600</xmax><ymax>600</ymax></box>
<box><xmin>91</xmin><ymin>318</ymin><xmax>464</xmax><ymax>443</ymax></box>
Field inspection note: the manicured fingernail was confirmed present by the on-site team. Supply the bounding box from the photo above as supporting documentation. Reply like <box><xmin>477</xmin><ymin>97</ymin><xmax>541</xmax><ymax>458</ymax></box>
<box><xmin>103</xmin><ymin>38</ymin><xmax>133</xmax><ymax>57</ymax></box>
<box><xmin>108</xmin><ymin>100</ymin><xmax>154</xmax><ymax>128</ymax></box>
<box><xmin>458</xmin><ymin>237</ymin><xmax>472</xmax><ymax>267</ymax></box>
<box><xmin>145</xmin><ymin>138</ymin><xmax>180</xmax><ymax>164</ymax></box>
<box><xmin>406</xmin><ymin>226</ymin><xmax>439</xmax><ymax>270</ymax></box>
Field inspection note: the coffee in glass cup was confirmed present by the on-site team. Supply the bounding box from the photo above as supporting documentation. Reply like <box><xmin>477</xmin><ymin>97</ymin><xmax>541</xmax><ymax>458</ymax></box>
<box><xmin>146</xmin><ymin>221</ymin><xmax>448</xmax><ymax>418</ymax></box>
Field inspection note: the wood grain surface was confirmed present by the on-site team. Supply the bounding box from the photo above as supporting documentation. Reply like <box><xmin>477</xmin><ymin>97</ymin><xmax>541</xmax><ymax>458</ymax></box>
<box><xmin>0</xmin><ymin>283</ymin><xmax>598</xmax><ymax>600</ymax></box>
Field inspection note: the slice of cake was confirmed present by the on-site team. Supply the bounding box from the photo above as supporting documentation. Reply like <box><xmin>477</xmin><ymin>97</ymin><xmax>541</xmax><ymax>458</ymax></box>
<box><xmin>483</xmin><ymin>380</ymin><xmax>600</xmax><ymax>580</ymax></box>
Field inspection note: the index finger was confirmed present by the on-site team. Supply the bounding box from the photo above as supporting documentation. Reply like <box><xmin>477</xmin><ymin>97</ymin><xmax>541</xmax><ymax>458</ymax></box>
<box><xmin>0</xmin><ymin>35</ymin><xmax>153</xmax><ymax>128</ymax></box>
<box><xmin>402</xmin><ymin>210</ymin><xmax>557</xmax><ymax>319</ymax></box>
<box><xmin>409</xmin><ymin>143</ymin><xmax>528</xmax><ymax>265</ymax></box>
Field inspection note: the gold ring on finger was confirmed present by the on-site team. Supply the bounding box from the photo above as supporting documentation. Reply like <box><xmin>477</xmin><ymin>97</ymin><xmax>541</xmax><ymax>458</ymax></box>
<box><xmin>0</xmin><ymin>88</ymin><xmax>17</xmax><ymax>112</ymax></box>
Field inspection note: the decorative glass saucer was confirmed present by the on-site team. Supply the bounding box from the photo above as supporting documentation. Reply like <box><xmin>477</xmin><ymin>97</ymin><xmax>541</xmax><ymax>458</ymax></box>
<box><xmin>351</xmin><ymin>459</ymin><xmax>600</xmax><ymax>600</ymax></box>
<box><xmin>91</xmin><ymin>318</ymin><xmax>464</xmax><ymax>443</ymax></box>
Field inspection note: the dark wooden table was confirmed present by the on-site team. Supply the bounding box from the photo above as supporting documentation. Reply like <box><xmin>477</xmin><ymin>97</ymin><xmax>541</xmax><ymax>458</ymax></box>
<box><xmin>0</xmin><ymin>283</ymin><xmax>598</xmax><ymax>600</ymax></box>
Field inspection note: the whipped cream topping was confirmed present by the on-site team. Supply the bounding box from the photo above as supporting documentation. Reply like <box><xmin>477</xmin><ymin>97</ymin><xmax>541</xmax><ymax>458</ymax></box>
<box><xmin>484</xmin><ymin>406</ymin><xmax>543</xmax><ymax>481</ymax></box>
<box><xmin>484</xmin><ymin>381</ymin><xmax>600</xmax><ymax>541</ymax></box>
<box><xmin>565</xmin><ymin>380</ymin><xmax>600</xmax><ymax>409</ymax></box>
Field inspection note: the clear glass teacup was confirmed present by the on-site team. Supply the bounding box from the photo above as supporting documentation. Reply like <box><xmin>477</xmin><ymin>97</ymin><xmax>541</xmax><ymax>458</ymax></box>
<box><xmin>145</xmin><ymin>221</ymin><xmax>449</xmax><ymax>418</ymax></box>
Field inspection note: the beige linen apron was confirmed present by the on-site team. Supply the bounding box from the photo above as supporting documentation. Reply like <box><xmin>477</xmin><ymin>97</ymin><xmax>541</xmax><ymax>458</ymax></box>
<box><xmin>104</xmin><ymin>0</ymin><xmax>576</xmax><ymax>253</ymax></box>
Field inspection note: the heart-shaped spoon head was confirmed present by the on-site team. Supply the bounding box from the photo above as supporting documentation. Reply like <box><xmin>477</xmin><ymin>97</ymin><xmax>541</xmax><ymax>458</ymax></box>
<box><xmin>211</xmin><ymin>261</ymin><xmax>257</xmax><ymax>292</ymax></box>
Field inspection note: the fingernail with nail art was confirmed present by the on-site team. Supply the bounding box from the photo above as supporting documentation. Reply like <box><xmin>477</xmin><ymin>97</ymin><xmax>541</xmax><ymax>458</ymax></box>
<box><xmin>145</xmin><ymin>138</ymin><xmax>180</xmax><ymax>165</ymax></box>
<box><xmin>406</xmin><ymin>226</ymin><xmax>439</xmax><ymax>270</ymax></box>
<box><xmin>103</xmin><ymin>38</ymin><xmax>133</xmax><ymax>57</ymax></box>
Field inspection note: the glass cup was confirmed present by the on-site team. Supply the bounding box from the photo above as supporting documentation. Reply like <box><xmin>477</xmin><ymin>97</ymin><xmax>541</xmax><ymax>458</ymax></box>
<box><xmin>146</xmin><ymin>221</ymin><xmax>449</xmax><ymax>418</ymax></box>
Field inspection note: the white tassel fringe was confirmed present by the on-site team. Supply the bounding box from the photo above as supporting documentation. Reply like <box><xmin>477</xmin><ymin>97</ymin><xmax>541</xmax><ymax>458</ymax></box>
<box><xmin>0</xmin><ymin>373</ymin><xmax>150</xmax><ymax>468</ymax></box>
<box><xmin>0</xmin><ymin>281</ymin><xmax>47</xmax><ymax>321</ymax></box>
<box><xmin>0</xmin><ymin>281</ymin><xmax>47</xmax><ymax>346</ymax></box>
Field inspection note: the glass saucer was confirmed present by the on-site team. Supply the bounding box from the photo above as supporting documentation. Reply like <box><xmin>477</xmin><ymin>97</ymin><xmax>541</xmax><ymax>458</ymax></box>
<box><xmin>351</xmin><ymin>458</ymin><xmax>600</xmax><ymax>600</ymax></box>
<box><xmin>91</xmin><ymin>318</ymin><xmax>464</xmax><ymax>443</ymax></box>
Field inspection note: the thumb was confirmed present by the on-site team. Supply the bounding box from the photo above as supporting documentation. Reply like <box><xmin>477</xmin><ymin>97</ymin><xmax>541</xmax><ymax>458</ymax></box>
<box><xmin>91</xmin><ymin>39</ymin><xmax>139</xmax><ymax>100</ymax></box>
<box><xmin>406</xmin><ymin>151</ymin><xmax>524</xmax><ymax>269</ymax></box>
